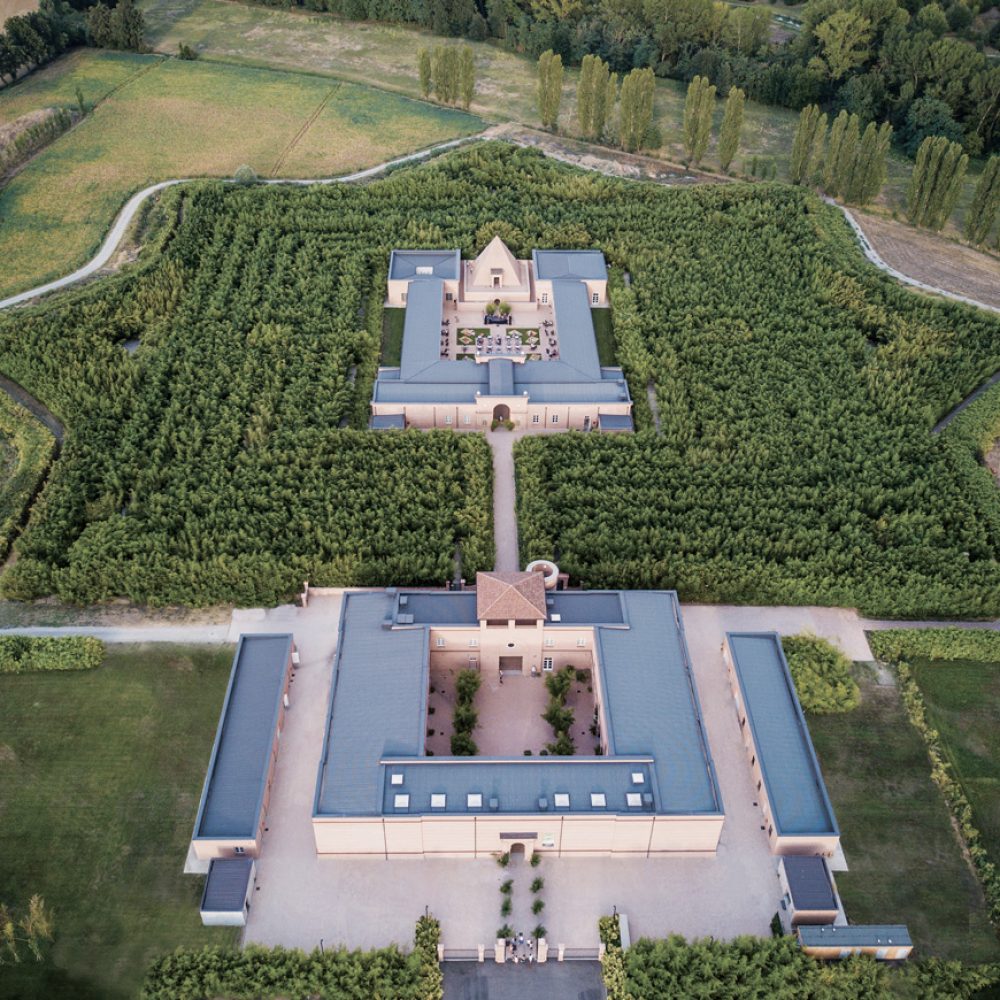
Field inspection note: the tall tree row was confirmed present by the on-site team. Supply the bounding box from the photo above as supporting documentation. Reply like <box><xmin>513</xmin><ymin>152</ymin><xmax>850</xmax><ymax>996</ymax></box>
<box><xmin>908</xmin><ymin>135</ymin><xmax>969</xmax><ymax>230</ymax></box>
<box><xmin>790</xmin><ymin>105</ymin><xmax>828</xmax><ymax>186</ymax></box>
<box><xmin>418</xmin><ymin>45</ymin><xmax>475</xmax><ymax>109</ymax></box>
<box><xmin>618</xmin><ymin>67</ymin><xmax>655</xmax><ymax>153</ymax></box>
<box><xmin>682</xmin><ymin>75</ymin><xmax>715</xmax><ymax>166</ymax></box>
<box><xmin>716</xmin><ymin>86</ymin><xmax>745</xmax><ymax>174</ymax></box>
<box><xmin>576</xmin><ymin>54</ymin><xmax>616</xmax><ymax>143</ymax></box>
<box><xmin>536</xmin><ymin>49</ymin><xmax>563</xmax><ymax>131</ymax></box>
<box><xmin>964</xmin><ymin>156</ymin><xmax>1000</xmax><ymax>247</ymax></box>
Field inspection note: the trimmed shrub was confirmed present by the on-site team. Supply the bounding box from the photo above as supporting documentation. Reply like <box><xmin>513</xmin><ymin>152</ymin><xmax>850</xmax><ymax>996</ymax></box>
<box><xmin>869</xmin><ymin>628</ymin><xmax>1000</xmax><ymax>665</ymax></box>
<box><xmin>780</xmin><ymin>633</ymin><xmax>859</xmax><ymax>714</ymax></box>
<box><xmin>455</xmin><ymin>668</ymin><xmax>481</xmax><ymax>703</ymax></box>
<box><xmin>0</xmin><ymin>636</ymin><xmax>104</xmax><ymax>674</ymax></box>
<box><xmin>414</xmin><ymin>915</ymin><xmax>442</xmax><ymax>1000</ymax></box>
<box><xmin>449</xmin><ymin>732</ymin><xmax>476</xmax><ymax>756</ymax></box>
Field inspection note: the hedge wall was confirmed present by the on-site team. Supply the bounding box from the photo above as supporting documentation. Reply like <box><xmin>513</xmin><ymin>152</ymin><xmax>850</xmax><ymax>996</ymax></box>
<box><xmin>868</xmin><ymin>628</ymin><xmax>1000</xmax><ymax>664</ymax></box>
<box><xmin>0</xmin><ymin>635</ymin><xmax>104</xmax><ymax>673</ymax></box>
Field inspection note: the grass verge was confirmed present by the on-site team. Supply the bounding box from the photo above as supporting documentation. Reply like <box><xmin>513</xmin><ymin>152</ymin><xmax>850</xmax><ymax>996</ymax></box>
<box><xmin>0</xmin><ymin>643</ymin><xmax>238</xmax><ymax>999</ymax></box>
<box><xmin>382</xmin><ymin>307</ymin><xmax>405</xmax><ymax>367</ymax></box>
<box><xmin>0</xmin><ymin>392</ymin><xmax>55</xmax><ymax>559</ymax></box>
<box><xmin>808</xmin><ymin>668</ymin><xmax>1000</xmax><ymax>963</ymax></box>
<box><xmin>591</xmin><ymin>306</ymin><xmax>616</xmax><ymax>367</ymax></box>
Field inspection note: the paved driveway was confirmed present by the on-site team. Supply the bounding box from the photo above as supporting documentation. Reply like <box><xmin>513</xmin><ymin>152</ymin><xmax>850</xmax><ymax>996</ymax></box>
<box><xmin>443</xmin><ymin>961</ymin><xmax>605</xmax><ymax>1000</ymax></box>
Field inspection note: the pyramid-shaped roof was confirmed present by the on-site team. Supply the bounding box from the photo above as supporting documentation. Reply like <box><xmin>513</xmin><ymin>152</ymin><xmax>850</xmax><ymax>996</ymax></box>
<box><xmin>476</xmin><ymin>571</ymin><xmax>547</xmax><ymax>621</ymax></box>
<box><xmin>470</xmin><ymin>236</ymin><xmax>523</xmax><ymax>288</ymax></box>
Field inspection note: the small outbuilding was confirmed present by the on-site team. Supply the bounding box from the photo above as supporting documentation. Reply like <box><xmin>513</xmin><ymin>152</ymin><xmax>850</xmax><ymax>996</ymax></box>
<box><xmin>200</xmin><ymin>857</ymin><xmax>255</xmax><ymax>926</ymax></box>
<box><xmin>797</xmin><ymin>924</ymin><xmax>912</xmax><ymax>961</ymax></box>
<box><xmin>779</xmin><ymin>856</ymin><xmax>839</xmax><ymax>927</ymax></box>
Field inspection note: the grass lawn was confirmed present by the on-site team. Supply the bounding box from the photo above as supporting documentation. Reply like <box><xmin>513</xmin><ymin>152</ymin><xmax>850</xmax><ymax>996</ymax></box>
<box><xmin>0</xmin><ymin>643</ymin><xmax>238</xmax><ymax>999</ymax></box>
<box><xmin>382</xmin><ymin>307</ymin><xmax>405</xmax><ymax>366</ymax></box>
<box><xmin>808</xmin><ymin>669</ymin><xmax>1000</xmax><ymax>963</ymax></box>
<box><xmin>591</xmin><ymin>306</ymin><xmax>616</xmax><ymax>366</ymax></box>
<box><xmin>910</xmin><ymin>656</ymin><xmax>1000</xmax><ymax>867</ymax></box>
<box><xmin>0</xmin><ymin>52</ymin><xmax>479</xmax><ymax>299</ymax></box>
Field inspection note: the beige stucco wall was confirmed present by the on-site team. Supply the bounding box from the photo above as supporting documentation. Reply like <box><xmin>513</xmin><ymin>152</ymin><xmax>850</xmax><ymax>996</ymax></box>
<box><xmin>386</xmin><ymin>277</ymin><xmax>458</xmax><ymax>308</ymax></box>
<box><xmin>534</xmin><ymin>277</ymin><xmax>607</xmax><ymax>307</ymax></box>
<box><xmin>370</xmin><ymin>399</ymin><xmax>631</xmax><ymax>432</ymax></box>
<box><xmin>801</xmin><ymin>944</ymin><xmax>913</xmax><ymax>960</ymax></box>
<box><xmin>313</xmin><ymin>812</ymin><xmax>723</xmax><ymax>858</ymax></box>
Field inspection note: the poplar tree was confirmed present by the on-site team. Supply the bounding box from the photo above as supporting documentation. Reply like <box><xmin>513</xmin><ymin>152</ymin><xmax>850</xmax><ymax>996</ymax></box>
<box><xmin>790</xmin><ymin>104</ymin><xmax>826</xmax><ymax>185</ymax></box>
<box><xmin>432</xmin><ymin>46</ymin><xmax>458</xmax><ymax>105</ymax></box>
<box><xmin>577</xmin><ymin>54</ymin><xmax>613</xmax><ymax>141</ymax></box>
<box><xmin>964</xmin><ymin>155</ymin><xmax>1000</xmax><ymax>246</ymax></box>
<box><xmin>604</xmin><ymin>71</ymin><xmax>618</xmax><ymax>142</ymax></box>
<box><xmin>618</xmin><ymin>67</ymin><xmax>655</xmax><ymax>153</ymax></box>
<box><xmin>832</xmin><ymin>112</ymin><xmax>860</xmax><ymax>198</ymax></box>
<box><xmin>908</xmin><ymin>135</ymin><xmax>969</xmax><ymax>229</ymax></box>
<box><xmin>716</xmin><ymin>86</ymin><xmax>745</xmax><ymax>174</ymax></box>
<box><xmin>537</xmin><ymin>50</ymin><xmax>563</xmax><ymax>130</ymax></box>
<box><xmin>824</xmin><ymin>110</ymin><xmax>849</xmax><ymax>193</ymax></box>
<box><xmin>849</xmin><ymin>121</ymin><xmax>891</xmax><ymax>206</ymax></box>
<box><xmin>458</xmin><ymin>45</ymin><xmax>475</xmax><ymax>110</ymax></box>
<box><xmin>682</xmin><ymin>75</ymin><xmax>716</xmax><ymax>167</ymax></box>
<box><xmin>418</xmin><ymin>48</ymin><xmax>432</xmax><ymax>99</ymax></box>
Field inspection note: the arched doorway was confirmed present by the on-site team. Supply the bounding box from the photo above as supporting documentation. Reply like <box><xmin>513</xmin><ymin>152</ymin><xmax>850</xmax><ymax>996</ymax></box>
<box><xmin>493</xmin><ymin>403</ymin><xmax>510</xmax><ymax>422</ymax></box>
<box><xmin>508</xmin><ymin>842</ymin><xmax>526</xmax><ymax>862</ymax></box>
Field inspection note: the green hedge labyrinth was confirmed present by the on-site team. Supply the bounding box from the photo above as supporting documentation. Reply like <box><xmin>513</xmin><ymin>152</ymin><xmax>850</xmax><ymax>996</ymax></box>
<box><xmin>1</xmin><ymin>143</ymin><xmax>998</xmax><ymax>611</ymax></box>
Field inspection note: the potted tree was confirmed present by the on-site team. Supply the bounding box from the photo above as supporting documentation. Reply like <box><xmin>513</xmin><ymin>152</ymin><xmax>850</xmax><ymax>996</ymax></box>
<box><xmin>498</xmin><ymin>301</ymin><xmax>512</xmax><ymax>321</ymax></box>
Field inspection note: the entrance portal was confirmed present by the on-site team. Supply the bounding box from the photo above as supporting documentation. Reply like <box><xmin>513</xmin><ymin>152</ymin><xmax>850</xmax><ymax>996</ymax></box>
<box><xmin>499</xmin><ymin>655</ymin><xmax>523</xmax><ymax>674</ymax></box>
<box><xmin>492</xmin><ymin>403</ymin><xmax>511</xmax><ymax>422</ymax></box>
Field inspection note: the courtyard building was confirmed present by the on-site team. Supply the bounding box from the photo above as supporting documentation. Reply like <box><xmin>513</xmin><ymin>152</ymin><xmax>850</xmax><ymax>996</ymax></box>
<box><xmin>372</xmin><ymin>238</ymin><xmax>633</xmax><ymax>432</ymax></box>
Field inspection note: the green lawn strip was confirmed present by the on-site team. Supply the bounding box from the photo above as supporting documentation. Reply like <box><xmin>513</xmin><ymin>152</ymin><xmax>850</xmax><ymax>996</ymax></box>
<box><xmin>0</xmin><ymin>50</ymin><xmax>155</xmax><ymax>125</ymax></box>
<box><xmin>0</xmin><ymin>393</ymin><xmax>55</xmax><ymax>559</ymax></box>
<box><xmin>808</xmin><ymin>670</ymin><xmax>1000</xmax><ymax>963</ymax></box>
<box><xmin>0</xmin><ymin>643</ymin><xmax>238</xmax><ymax>999</ymax></box>
<box><xmin>909</xmin><ymin>656</ymin><xmax>1000</xmax><ymax>876</ymax></box>
<box><xmin>381</xmin><ymin>307</ymin><xmax>404</xmax><ymax>366</ymax></box>
<box><xmin>590</xmin><ymin>307</ymin><xmax>616</xmax><ymax>367</ymax></box>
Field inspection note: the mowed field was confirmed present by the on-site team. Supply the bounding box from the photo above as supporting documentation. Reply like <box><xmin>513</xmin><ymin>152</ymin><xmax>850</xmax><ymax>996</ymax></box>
<box><xmin>0</xmin><ymin>51</ymin><xmax>479</xmax><ymax>298</ymax></box>
<box><xmin>140</xmin><ymin>0</ymin><xmax>986</xmax><ymax>236</ymax></box>
<box><xmin>809</xmin><ymin>669</ymin><xmax>1000</xmax><ymax>963</ymax></box>
<box><xmin>0</xmin><ymin>644</ymin><xmax>237</xmax><ymax>1000</ymax></box>
<box><xmin>0</xmin><ymin>0</ymin><xmax>36</xmax><ymax>26</ymax></box>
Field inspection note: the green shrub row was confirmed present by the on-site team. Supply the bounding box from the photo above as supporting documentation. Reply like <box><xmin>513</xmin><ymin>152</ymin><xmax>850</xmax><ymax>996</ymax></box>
<box><xmin>0</xmin><ymin>635</ymin><xmax>104</xmax><ymax>674</ymax></box>
<box><xmin>143</xmin><ymin>918</ymin><xmax>443</xmax><ymax>1000</ymax></box>
<box><xmin>450</xmin><ymin>668</ymin><xmax>480</xmax><ymax>756</ymax></box>
<box><xmin>869</xmin><ymin>627</ymin><xmax>1000</xmax><ymax>665</ymax></box>
<box><xmin>892</xmin><ymin>655</ymin><xmax>1000</xmax><ymax>931</ymax></box>
<box><xmin>0</xmin><ymin>393</ymin><xmax>57</xmax><ymax>561</ymax></box>
<box><xmin>944</xmin><ymin>376</ymin><xmax>1000</xmax><ymax>457</ymax></box>
<box><xmin>780</xmin><ymin>633</ymin><xmax>860</xmax><ymax>714</ymax></box>
<box><xmin>0</xmin><ymin>107</ymin><xmax>76</xmax><ymax>177</ymax></box>
<box><xmin>596</xmin><ymin>919</ymin><xmax>1000</xmax><ymax>999</ymax></box>
<box><xmin>542</xmin><ymin>666</ymin><xmax>575</xmax><ymax>756</ymax></box>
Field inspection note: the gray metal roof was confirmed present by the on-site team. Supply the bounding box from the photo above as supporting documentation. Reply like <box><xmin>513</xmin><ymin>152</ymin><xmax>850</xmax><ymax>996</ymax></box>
<box><xmin>193</xmin><ymin>634</ymin><xmax>293</xmax><ymax>839</ymax></box>
<box><xmin>783</xmin><ymin>856</ymin><xmax>837</xmax><ymax>911</ymax></box>
<box><xmin>533</xmin><ymin>250</ymin><xmax>608</xmax><ymax>281</ymax></box>
<box><xmin>546</xmin><ymin>591</ymin><xmax>625</xmax><ymax>624</ymax></box>
<box><xmin>487</xmin><ymin>359</ymin><xmax>515</xmax><ymax>396</ymax></box>
<box><xmin>200</xmin><ymin>857</ymin><xmax>254</xmax><ymax>913</ymax></box>
<box><xmin>726</xmin><ymin>632</ymin><xmax>839</xmax><ymax>837</ymax></box>
<box><xmin>797</xmin><ymin>925</ymin><xmax>911</xmax><ymax>948</ymax></box>
<box><xmin>389</xmin><ymin>249</ymin><xmax>459</xmax><ymax>280</ymax></box>
<box><xmin>399</xmin><ymin>280</ymin><xmax>445</xmax><ymax>379</ymax></box>
<box><xmin>599</xmin><ymin>414</ymin><xmax>634</xmax><ymax>431</ymax></box>
<box><xmin>371</xmin><ymin>413</ymin><xmax>405</xmax><ymax>429</ymax></box>
<box><xmin>314</xmin><ymin>589</ymin><xmax>722</xmax><ymax>819</ymax></box>
<box><xmin>380</xmin><ymin>758</ymin><xmax>656</xmax><ymax>815</ymax></box>
<box><xmin>315</xmin><ymin>593</ymin><xmax>428</xmax><ymax>815</ymax></box>
<box><xmin>550</xmin><ymin>281</ymin><xmax>601</xmax><ymax>379</ymax></box>
<box><xmin>597</xmin><ymin>592</ymin><xmax>720</xmax><ymax>813</ymax></box>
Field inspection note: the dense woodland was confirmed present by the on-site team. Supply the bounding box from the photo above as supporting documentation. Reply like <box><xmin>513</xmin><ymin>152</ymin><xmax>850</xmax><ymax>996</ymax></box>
<box><xmin>1</xmin><ymin>144</ymin><xmax>998</xmax><ymax>611</ymax></box>
<box><xmin>247</xmin><ymin>0</ymin><xmax>1000</xmax><ymax>157</ymax></box>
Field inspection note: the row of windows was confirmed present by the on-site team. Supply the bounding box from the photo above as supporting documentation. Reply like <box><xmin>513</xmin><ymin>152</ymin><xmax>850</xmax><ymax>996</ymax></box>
<box><xmin>391</xmin><ymin>778</ymin><xmax>646</xmax><ymax>812</ymax></box>
<box><xmin>438</xmin><ymin>413</ymin><xmax>567</xmax><ymax>425</ymax></box>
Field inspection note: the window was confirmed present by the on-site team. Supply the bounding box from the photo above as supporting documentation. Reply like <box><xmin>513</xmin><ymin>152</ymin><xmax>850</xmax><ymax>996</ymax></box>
<box><xmin>444</xmin><ymin>415</ymin><xmax>453</xmax><ymax>425</ymax></box>
<box><xmin>468</xmin><ymin>638</ymin><xmax>479</xmax><ymax>648</ymax></box>
<box><xmin>541</xmin><ymin>292</ymin><xmax>549</xmax><ymax>304</ymax></box>
<box><xmin>394</xmin><ymin>794</ymin><xmax>410</xmax><ymax>810</ymax></box>
<box><xmin>757</xmin><ymin>781</ymin><xmax>761</xmax><ymax>791</ymax></box>
<box><xmin>531</xmin><ymin>414</ymin><xmax>540</xmax><ymax>424</ymax></box>
<box><xmin>542</xmin><ymin>657</ymin><xmax>553</xmax><ymax>672</ymax></box>
<box><xmin>592</xmin><ymin>292</ymin><xmax>599</xmax><ymax>304</ymax></box>
<box><xmin>631</xmin><ymin>772</ymin><xmax>645</xmax><ymax>785</ymax></box>
<box><xmin>551</xmin><ymin>414</ymin><xmax>559</xmax><ymax>424</ymax></box>
<box><xmin>467</xmin><ymin>793</ymin><xmax>483</xmax><ymax>809</ymax></box>
<box><xmin>543</xmin><ymin>637</ymin><xmax>555</xmax><ymax>648</ymax></box>
<box><xmin>233</xmin><ymin>846</ymin><xmax>246</xmax><ymax>855</ymax></box>
<box><xmin>492</xmin><ymin>274</ymin><xmax>501</xmax><ymax>288</ymax></box>
<box><xmin>416</xmin><ymin>266</ymin><xmax>433</xmax><ymax>275</ymax></box>
<box><xmin>401</xmin><ymin>292</ymin><xmax>407</xmax><ymax>304</ymax></box>
<box><xmin>626</xmin><ymin>793</ymin><xmax>642</xmax><ymax>808</ymax></box>
<box><xmin>391</xmin><ymin>773</ymin><xmax>404</xmax><ymax>786</ymax></box>
<box><xmin>590</xmin><ymin>793</ymin><xmax>606</xmax><ymax>808</ymax></box>
<box><xmin>445</xmin><ymin>291</ymin><xmax>453</xmax><ymax>301</ymax></box>
<box><xmin>435</xmin><ymin>637</ymin><xmax>445</xmax><ymax>648</ymax></box>
<box><xmin>553</xmin><ymin>793</ymin><xmax>570</xmax><ymax>809</ymax></box>
<box><xmin>463</xmin><ymin>414</ymin><xmax>471</xmax><ymax>425</ymax></box>
<box><xmin>576</xmin><ymin>637</ymin><xmax>586</xmax><ymax>648</ymax></box>
<box><xmin>431</xmin><ymin>794</ymin><xmax>446</xmax><ymax>809</ymax></box>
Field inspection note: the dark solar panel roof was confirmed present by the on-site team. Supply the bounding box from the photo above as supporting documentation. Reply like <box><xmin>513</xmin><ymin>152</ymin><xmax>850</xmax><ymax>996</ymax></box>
<box><xmin>193</xmin><ymin>634</ymin><xmax>292</xmax><ymax>839</ymax></box>
<box><xmin>599</xmin><ymin>413</ymin><xmax>634</xmax><ymax>431</ymax></box>
<box><xmin>783</xmin><ymin>856</ymin><xmax>837</xmax><ymax>911</ymax></box>
<box><xmin>200</xmin><ymin>857</ymin><xmax>254</xmax><ymax>912</ymax></box>
<box><xmin>726</xmin><ymin>632</ymin><xmax>839</xmax><ymax>837</ymax></box>
<box><xmin>797</xmin><ymin>925</ymin><xmax>911</xmax><ymax>948</ymax></box>
<box><xmin>371</xmin><ymin>414</ymin><xmax>405</xmax><ymax>429</ymax></box>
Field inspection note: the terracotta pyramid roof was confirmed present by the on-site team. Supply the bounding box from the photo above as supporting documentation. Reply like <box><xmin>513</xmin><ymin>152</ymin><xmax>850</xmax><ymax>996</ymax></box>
<box><xmin>476</xmin><ymin>571</ymin><xmax>547</xmax><ymax>621</ymax></box>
